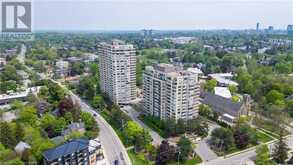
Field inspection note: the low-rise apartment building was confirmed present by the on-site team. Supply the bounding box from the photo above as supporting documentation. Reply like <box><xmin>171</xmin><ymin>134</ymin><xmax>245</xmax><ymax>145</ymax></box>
<box><xmin>42</xmin><ymin>138</ymin><xmax>107</xmax><ymax>165</ymax></box>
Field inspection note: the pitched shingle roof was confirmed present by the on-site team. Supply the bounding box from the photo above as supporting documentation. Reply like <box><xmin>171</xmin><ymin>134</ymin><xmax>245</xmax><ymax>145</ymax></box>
<box><xmin>202</xmin><ymin>92</ymin><xmax>243</xmax><ymax>117</ymax></box>
<box><xmin>42</xmin><ymin>138</ymin><xmax>89</xmax><ymax>161</ymax></box>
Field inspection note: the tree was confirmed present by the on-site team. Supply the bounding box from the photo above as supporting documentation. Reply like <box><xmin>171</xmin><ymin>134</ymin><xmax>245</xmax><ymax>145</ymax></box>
<box><xmin>15</xmin><ymin>122</ymin><xmax>25</xmax><ymax>142</ymax></box>
<box><xmin>266</xmin><ymin>90</ymin><xmax>285</xmax><ymax>105</ymax></box>
<box><xmin>175</xmin><ymin>119</ymin><xmax>186</xmax><ymax>135</ymax></box>
<box><xmin>156</xmin><ymin>140</ymin><xmax>176</xmax><ymax>165</ymax></box>
<box><xmin>38</xmin><ymin>86</ymin><xmax>49</xmax><ymax>100</ymax></box>
<box><xmin>211</xmin><ymin>127</ymin><xmax>234</xmax><ymax>152</ymax></box>
<box><xmin>3</xmin><ymin>158</ymin><xmax>24</xmax><ymax>165</ymax></box>
<box><xmin>255</xmin><ymin>144</ymin><xmax>273</xmax><ymax>165</ymax></box>
<box><xmin>204</xmin><ymin>79</ymin><xmax>217</xmax><ymax>92</ymax></box>
<box><xmin>0</xmin><ymin>122</ymin><xmax>16</xmax><ymax>149</ymax></box>
<box><xmin>165</xmin><ymin>119</ymin><xmax>177</xmax><ymax>137</ymax></box>
<box><xmin>0</xmin><ymin>143</ymin><xmax>14</xmax><ymax>161</ymax></box>
<box><xmin>77</xmin><ymin>76</ymin><xmax>96</xmax><ymax>100</ymax></box>
<box><xmin>125</xmin><ymin>121</ymin><xmax>143</xmax><ymax>143</ymax></box>
<box><xmin>233</xmin><ymin>123</ymin><xmax>257</xmax><ymax>149</ymax></box>
<box><xmin>229</xmin><ymin>85</ymin><xmax>238</xmax><ymax>94</ymax></box>
<box><xmin>134</xmin><ymin>129</ymin><xmax>152</xmax><ymax>152</ymax></box>
<box><xmin>58</xmin><ymin>97</ymin><xmax>76</xmax><ymax>116</ymax></box>
<box><xmin>23</xmin><ymin>126</ymin><xmax>55</xmax><ymax>161</ymax></box>
<box><xmin>92</xmin><ymin>95</ymin><xmax>105</xmax><ymax>109</ymax></box>
<box><xmin>275</xmin><ymin>62</ymin><xmax>292</xmax><ymax>74</ymax></box>
<box><xmin>0</xmin><ymin>65</ymin><xmax>20</xmax><ymax>82</ymax></box>
<box><xmin>71</xmin><ymin>62</ymin><xmax>85</xmax><ymax>76</ymax></box>
<box><xmin>177</xmin><ymin>137</ymin><xmax>192</xmax><ymax>161</ymax></box>
<box><xmin>89</xmin><ymin>63</ymin><xmax>99</xmax><ymax>76</ymax></box>
<box><xmin>47</xmin><ymin>82</ymin><xmax>66</xmax><ymax>104</ymax></box>
<box><xmin>41</xmin><ymin>114</ymin><xmax>67</xmax><ymax>137</ymax></box>
<box><xmin>199</xmin><ymin>104</ymin><xmax>213</xmax><ymax>118</ymax></box>
<box><xmin>0</xmin><ymin>80</ymin><xmax>18</xmax><ymax>93</ymax></box>
<box><xmin>19</xmin><ymin>106</ymin><xmax>38</xmax><ymax>126</ymax></box>
<box><xmin>187</xmin><ymin>119</ymin><xmax>208</xmax><ymax>137</ymax></box>
<box><xmin>40</xmin><ymin>113</ymin><xmax>56</xmax><ymax>129</ymax></box>
<box><xmin>10</xmin><ymin>100</ymin><xmax>24</xmax><ymax>111</ymax></box>
<box><xmin>65</xmin><ymin>131</ymin><xmax>84</xmax><ymax>141</ymax></box>
<box><xmin>272</xmin><ymin>127</ymin><xmax>289</xmax><ymax>164</ymax></box>
<box><xmin>81</xmin><ymin>111</ymin><xmax>95</xmax><ymax>130</ymax></box>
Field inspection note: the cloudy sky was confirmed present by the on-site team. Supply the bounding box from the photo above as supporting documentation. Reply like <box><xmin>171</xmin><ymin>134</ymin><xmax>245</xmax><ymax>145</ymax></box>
<box><xmin>32</xmin><ymin>0</ymin><xmax>293</xmax><ymax>30</ymax></box>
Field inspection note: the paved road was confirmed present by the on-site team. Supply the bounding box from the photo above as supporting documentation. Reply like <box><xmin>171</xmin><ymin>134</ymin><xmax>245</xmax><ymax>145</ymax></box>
<box><xmin>122</xmin><ymin>105</ymin><xmax>164</xmax><ymax>146</ymax></box>
<box><xmin>21</xmin><ymin>44</ymin><xmax>131</xmax><ymax>165</ymax></box>
<box><xmin>205</xmin><ymin>136</ymin><xmax>293</xmax><ymax>165</ymax></box>
<box><xmin>195</xmin><ymin>121</ymin><xmax>219</xmax><ymax>162</ymax></box>
<box><xmin>51</xmin><ymin>80</ymin><xmax>132</xmax><ymax>165</ymax></box>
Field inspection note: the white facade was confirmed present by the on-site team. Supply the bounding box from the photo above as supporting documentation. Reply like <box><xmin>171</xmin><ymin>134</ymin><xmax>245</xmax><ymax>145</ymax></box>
<box><xmin>143</xmin><ymin>64</ymin><xmax>200</xmax><ymax>121</ymax></box>
<box><xmin>98</xmin><ymin>40</ymin><xmax>136</xmax><ymax>105</ymax></box>
<box><xmin>0</xmin><ymin>58</ymin><xmax>6</xmax><ymax>68</ymax></box>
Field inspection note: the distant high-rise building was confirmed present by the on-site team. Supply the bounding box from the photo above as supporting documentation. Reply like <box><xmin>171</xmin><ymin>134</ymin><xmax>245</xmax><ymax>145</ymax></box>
<box><xmin>143</xmin><ymin>63</ymin><xmax>200</xmax><ymax>121</ymax></box>
<box><xmin>287</xmin><ymin>25</ymin><xmax>293</xmax><ymax>35</ymax></box>
<box><xmin>256</xmin><ymin>22</ymin><xmax>260</xmax><ymax>31</ymax></box>
<box><xmin>98</xmin><ymin>40</ymin><xmax>136</xmax><ymax>105</ymax></box>
<box><xmin>266</xmin><ymin>26</ymin><xmax>274</xmax><ymax>33</ymax></box>
<box><xmin>141</xmin><ymin>29</ymin><xmax>153</xmax><ymax>38</ymax></box>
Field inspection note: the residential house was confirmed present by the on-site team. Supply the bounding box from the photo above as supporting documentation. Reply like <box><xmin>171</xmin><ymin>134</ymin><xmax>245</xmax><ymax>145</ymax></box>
<box><xmin>62</xmin><ymin>122</ymin><xmax>85</xmax><ymax>136</ymax></box>
<box><xmin>208</xmin><ymin>73</ymin><xmax>238</xmax><ymax>87</ymax></box>
<box><xmin>55</xmin><ymin>60</ymin><xmax>70</xmax><ymax>78</ymax></box>
<box><xmin>14</xmin><ymin>141</ymin><xmax>31</xmax><ymax>156</ymax></box>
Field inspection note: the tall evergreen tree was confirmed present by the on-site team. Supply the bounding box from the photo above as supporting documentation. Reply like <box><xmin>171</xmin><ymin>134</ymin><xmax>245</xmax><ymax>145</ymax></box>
<box><xmin>0</xmin><ymin>122</ymin><xmax>16</xmax><ymax>149</ymax></box>
<box><xmin>272</xmin><ymin>127</ymin><xmax>289</xmax><ymax>164</ymax></box>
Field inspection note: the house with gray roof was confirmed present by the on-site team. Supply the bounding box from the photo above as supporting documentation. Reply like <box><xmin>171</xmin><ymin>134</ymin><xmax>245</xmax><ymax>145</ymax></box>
<box><xmin>61</xmin><ymin>122</ymin><xmax>85</xmax><ymax>136</ymax></box>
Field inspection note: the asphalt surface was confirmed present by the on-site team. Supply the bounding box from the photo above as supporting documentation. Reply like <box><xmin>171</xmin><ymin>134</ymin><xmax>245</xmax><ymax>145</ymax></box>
<box><xmin>205</xmin><ymin>136</ymin><xmax>293</xmax><ymax>165</ymax></box>
<box><xmin>20</xmin><ymin>44</ymin><xmax>131</xmax><ymax>165</ymax></box>
<box><xmin>51</xmin><ymin>80</ymin><xmax>132</xmax><ymax>165</ymax></box>
<box><xmin>195</xmin><ymin>121</ymin><xmax>220</xmax><ymax>162</ymax></box>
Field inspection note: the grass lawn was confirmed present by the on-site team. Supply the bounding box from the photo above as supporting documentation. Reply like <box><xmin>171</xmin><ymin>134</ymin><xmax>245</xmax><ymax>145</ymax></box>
<box><xmin>256</xmin><ymin>130</ymin><xmax>275</xmax><ymax>143</ymax></box>
<box><xmin>167</xmin><ymin>156</ymin><xmax>202</xmax><ymax>165</ymax></box>
<box><xmin>253</xmin><ymin>118</ymin><xmax>289</xmax><ymax>136</ymax></box>
<box><xmin>128</xmin><ymin>149</ymin><xmax>154</xmax><ymax>165</ymax></box>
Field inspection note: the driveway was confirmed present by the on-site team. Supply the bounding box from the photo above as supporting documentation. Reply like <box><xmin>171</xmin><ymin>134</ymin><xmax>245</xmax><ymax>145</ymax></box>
<box><xmin>195</xmin><ymin>121</ymin><xmax>220</xmax><ymax>162</ymax></box>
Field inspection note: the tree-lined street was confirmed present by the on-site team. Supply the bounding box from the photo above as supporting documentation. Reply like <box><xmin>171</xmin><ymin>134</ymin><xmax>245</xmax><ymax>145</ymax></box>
<box><xmin>50</xmin><ymin>79</ymin><xmax>132</xmax><ymax>165</ymax></box>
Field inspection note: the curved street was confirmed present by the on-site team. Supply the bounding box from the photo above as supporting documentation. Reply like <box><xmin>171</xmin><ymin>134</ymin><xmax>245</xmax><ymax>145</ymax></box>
<box><xmin>49</xmin><ymin>80</ymin><xmax>132</xmax><ymax>165</ymax></box>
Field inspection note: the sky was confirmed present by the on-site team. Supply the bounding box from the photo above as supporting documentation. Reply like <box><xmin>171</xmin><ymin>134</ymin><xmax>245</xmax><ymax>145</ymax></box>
<box><xmin>31</xmin><ymin>0</ymin><xmax>293</xmax><ymax>31</ymax></box>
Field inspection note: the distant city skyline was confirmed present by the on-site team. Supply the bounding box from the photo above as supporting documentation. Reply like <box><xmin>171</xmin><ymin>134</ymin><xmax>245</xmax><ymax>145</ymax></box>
<box><xmin>31</xmin><ymin>0</ymin><xmax>293</xmax><ymax>31</ymax></box>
